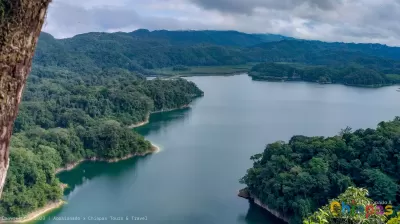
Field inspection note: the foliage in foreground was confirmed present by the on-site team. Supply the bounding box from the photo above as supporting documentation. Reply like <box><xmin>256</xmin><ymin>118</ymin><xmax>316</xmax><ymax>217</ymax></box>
<box><xmin>387</xmin><ymin>212</ymin><xmax>400</xmax><ymax>224</ymax></box>
<box><xmin>303</xmin><ymin>187</ymin><xmax>386</xmax><ymax>224</ymax></box>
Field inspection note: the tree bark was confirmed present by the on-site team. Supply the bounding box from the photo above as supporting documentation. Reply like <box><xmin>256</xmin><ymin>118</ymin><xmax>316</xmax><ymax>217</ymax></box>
<box><xmin>0</xmin><ymin>0</ymin><xmax>51</xmax><ymax>198</ymax></box>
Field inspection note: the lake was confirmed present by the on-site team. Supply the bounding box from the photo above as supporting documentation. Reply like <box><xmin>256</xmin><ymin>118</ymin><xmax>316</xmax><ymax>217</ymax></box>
<box><xmin>38</xmin><ymin>75</ymin><xmax>400</xmax><ymax>224</ymax></box>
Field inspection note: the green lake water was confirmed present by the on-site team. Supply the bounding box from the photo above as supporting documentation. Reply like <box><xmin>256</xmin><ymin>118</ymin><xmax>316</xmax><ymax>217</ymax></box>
<box><xmin>38</xmin><ymin>75</ymin><xmax>400</xmax><ymax>224</ymax></box>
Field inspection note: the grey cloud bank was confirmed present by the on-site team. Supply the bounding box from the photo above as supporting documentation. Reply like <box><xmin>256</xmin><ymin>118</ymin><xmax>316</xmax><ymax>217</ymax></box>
<box><xmin>44</xmin><ymin>0</ymin><xmax>400</xmax><ymax>46</ymax></box>
<box><xmin>190</xmin><ymin>0</ymin><xmax>341</xmax><ymax>14</ymax></box>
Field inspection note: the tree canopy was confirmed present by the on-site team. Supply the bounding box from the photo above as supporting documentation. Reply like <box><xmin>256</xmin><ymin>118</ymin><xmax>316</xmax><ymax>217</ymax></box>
<box><xmin>303</xmin><ymin>187</ymin><xmax>387</xmax><ymax>224</ymax></box>
<box><xmin>30</xmin><ymin>31</ymin><xmax>400</xmax><ymax>87</ymax></box>
<box><xmin>241</xmin><ymin>118</ymin><xmax>400</xmax><ymax>223</ymax></box>
<box><xmin>0</xmin><ymin>63</ymin><xmax>203</xmax><ymax>217</ymax></box>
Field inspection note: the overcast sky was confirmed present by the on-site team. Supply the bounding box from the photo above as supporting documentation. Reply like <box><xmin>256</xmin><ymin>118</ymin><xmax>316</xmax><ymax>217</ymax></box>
<box><xmin>43</xmin><ymin>0</ymin><xmax>400</xmax><ymax>46</ymax></box>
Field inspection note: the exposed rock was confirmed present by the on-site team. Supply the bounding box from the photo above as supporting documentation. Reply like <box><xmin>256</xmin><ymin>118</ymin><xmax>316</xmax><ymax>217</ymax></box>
<box><xmin>252</xmin><ymin>197</ymin><xmax>290</xmax><ymax>223</ymax></box>
<box><xmin>238</xmin><ymin>188</ymin><xmax>290</xmax><ymax>223</ymax></box>
<box><xmin>238</xmin><ymin>188</ymin><xmax>250</xmax><ymax>199</ymax></box>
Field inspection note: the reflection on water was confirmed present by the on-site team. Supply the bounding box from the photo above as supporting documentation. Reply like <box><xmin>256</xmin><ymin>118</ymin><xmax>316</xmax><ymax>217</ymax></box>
<box><xmin>135</xmin><ymin>107</ymin><xmax>193</xmax><ymax>136</ymax></box>
<box><xmin>46</xmin><ymin>94</ymin><xmax>284</xmax><ymax>224</ymax></box>
<box><xmin>58</xmin><ymin>107</ymin><xmax>193</xmax><ymax>196</ymax></box>
<box><xmin>35</xmin><ymin>75</ymin><xmax>400</xmax><ymax>224</ymax></box>
<box><xmin>57</xmin><ymin>156</ymin><xmax>151</xmax><ymax>196</ymax></box>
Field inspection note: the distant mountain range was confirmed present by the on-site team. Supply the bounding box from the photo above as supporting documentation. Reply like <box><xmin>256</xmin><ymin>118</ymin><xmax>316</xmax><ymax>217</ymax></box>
<box><xmin>34</xmin><ymin>29</ymin><xmax>400</xmax><ymax>76</ymax></box>
<box><xmin>129</xmin><ymin>29</ymin><xmax>295</xmax><ymax>46</ymax></box>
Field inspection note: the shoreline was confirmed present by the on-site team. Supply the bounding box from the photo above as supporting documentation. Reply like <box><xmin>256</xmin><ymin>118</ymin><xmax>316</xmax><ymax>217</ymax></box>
<box><xmin>128</xmin><ymin>114</ymin><xmax>150</xmax><ymax>129</ymax></box>
<box><xmin>249</xmin><ymin>76</ymin><xmax>395</xmax><ymax>88</ymax></box>
<box><xmin>13</xmin><ymin>105</ymin><xmax>187</xmax><ymax>221</ymax></box>
<box><xmin>56</xmin><ymin>104</ymin><xmax>191</xmax><ymax>173</ymax></box>
<box><xmin>238</xmin><ymin>188</ymin><xmax>290</xmax><ymax>223</ymax></box>
<box><xmin>28</xmin><ymin>145</ymin><xmax>160</xmax><ymax>222</ymax></box>
<box><xmin>177</xmin><ymin>72</ymin><xmax>246</xmax><ymax>77</ymax></box>
<box><xmin>1</xmin><ymin>200</ymin><xmax>65</xmax><ymax>224</ymax></box>
<box><xmin>128</xmin><ymin>105</ymin><xmax>190</xmax><ymax>129</ymax></box>
<box><xmin>55</xmin><ymin>143</ymin><xmax>160</xmax><ymax>174</ymax></box>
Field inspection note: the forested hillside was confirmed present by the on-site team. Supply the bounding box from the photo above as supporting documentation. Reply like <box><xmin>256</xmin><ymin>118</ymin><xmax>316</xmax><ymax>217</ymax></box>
<box><xmin>250</xmin><ymin>40</ymin><xmax>400</xmax><ymax>61</ymax></box>
<box><xmin>130</xmin><ymin>29</ymin><xmax>293</xmax><ymax>46</ymax></box>
<box><xmin>241</xmin><ymin>119</ymin><xmax>400</xmax><ymax>223</ymax></box>
<box><xmin>34</xmin><ymin>32</ymin><xmax>251</xmax><ymax>73</ymax></box>
<box><xmin>33</xmin><ymin>30</ymin><xmax>400</xmax><ymax>87</ymax></box>
<box><xmin>0</xmin><ymin>64</ymin><xmax>203</xmax><ymax>217</ymax></box>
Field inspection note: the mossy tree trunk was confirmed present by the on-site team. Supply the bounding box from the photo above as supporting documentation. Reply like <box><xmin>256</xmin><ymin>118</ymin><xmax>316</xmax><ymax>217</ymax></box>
<box><xmin>0</xmin><ymin>0</ymin><xmax>51</xmax><ymax>198</ymax></box>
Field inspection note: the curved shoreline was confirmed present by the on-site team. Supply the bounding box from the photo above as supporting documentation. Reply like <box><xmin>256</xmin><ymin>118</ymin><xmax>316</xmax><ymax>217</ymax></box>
<box><xmin>128</xmin><ymin>105</ymin><xmax>190</xmax><ymax>129</ymax></box>
<box><xmin>1</xmin><ymin>200</ymin><xmax>65</xmax><ymax>223</ymax></box>
<box><xmin>11</xmin><ymin>106</ymin><xmax>186</xmax><ymax>222</ymax></box>
<box><xmin>10</xmin><ymin>144</ymin><xmax>161</xmax><ymax>223</ymax></box>
<box><xmin>128</xmin><ymin>114</ymin><xmax>150</xmax><ymax>129</ymax></box>
<box><xmin>55</xmin><ymin>143</ymin><xmax>160</xmax><ymax>174</ymax></box>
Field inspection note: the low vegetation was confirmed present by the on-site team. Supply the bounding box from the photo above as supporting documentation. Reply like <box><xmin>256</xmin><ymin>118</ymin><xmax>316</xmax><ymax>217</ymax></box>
<box><xmin>154</xmin><ymin>64</ymin><xmax>254</xmax><ymax>76</ymax></box>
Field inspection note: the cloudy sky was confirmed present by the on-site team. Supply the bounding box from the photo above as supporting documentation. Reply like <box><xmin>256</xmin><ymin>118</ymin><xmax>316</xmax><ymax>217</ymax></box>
<box><xmin>43</xmin><ymin>0</ymin><xmax>400</xmax><ymax>46</ymax></box>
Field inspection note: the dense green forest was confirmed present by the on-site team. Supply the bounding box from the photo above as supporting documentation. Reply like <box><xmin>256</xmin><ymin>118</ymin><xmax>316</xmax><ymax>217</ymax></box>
<box><xmin>240</xmin><ymin>118</ymin><xmax>400</xmax><ymax>223</ymax></box>
<box><xmin>129</xmin><ymin>29</ymin><xmax>293</xmax><ymax>47</ymax></box>
<box><xmin>249</xmin><ymin>62</ymin><xmax>393</xmax><ymax>87</ymax></box>
<box><xmin>0</xmin><ymin>64</ymin><xmax>203</xmax><ymax>217</ymax></box>
<box><xmin>4</xmin><ymin>28</ymin><xmax>400</xmax><ymax>218</ymax></box>
<box><xmin>33</xmin><ymin>30</ymin><xmax>400</xmax><ymax>86</ymax></box>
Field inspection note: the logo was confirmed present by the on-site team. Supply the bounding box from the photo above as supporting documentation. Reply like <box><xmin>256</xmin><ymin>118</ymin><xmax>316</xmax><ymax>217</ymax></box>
<box><xmin>330</xmin><ymin>200</ymin><xmax>393</xmax><ymax>218</ymax></box>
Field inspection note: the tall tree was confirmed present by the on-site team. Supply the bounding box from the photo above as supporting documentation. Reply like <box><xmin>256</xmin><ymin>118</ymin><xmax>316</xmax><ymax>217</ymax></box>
<box><xmin>0</xmin><ymin>0</ymin><xmax>51</xmax><ymax>197</ymax></box>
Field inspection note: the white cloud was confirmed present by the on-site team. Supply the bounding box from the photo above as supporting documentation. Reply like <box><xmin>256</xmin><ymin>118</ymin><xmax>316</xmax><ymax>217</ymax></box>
<box><xmin>43</xmin><ymin>0</ymin><xmax>400</xmax><ymax>46</ymax></box>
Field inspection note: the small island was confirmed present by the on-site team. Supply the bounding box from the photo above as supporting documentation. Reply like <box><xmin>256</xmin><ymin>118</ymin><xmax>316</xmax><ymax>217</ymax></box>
<box><xmin>248</xmin><ymin>62</ymin><xmax>395</xmax><ymax>87</ymax></box>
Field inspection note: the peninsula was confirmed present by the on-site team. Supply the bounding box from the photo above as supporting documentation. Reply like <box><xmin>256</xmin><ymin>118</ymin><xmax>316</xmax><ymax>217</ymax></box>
<box><xmin>1</xmin><ymin>68</ymin><xmax>203</xmax><ymax>219</ymax></box>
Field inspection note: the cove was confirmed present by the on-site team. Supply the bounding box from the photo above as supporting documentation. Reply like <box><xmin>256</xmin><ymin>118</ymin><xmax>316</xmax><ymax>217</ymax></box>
<box><xmin>36</xmin><ymin>75</ymin><xmax>400</xmax><ymax>224</ymax></box>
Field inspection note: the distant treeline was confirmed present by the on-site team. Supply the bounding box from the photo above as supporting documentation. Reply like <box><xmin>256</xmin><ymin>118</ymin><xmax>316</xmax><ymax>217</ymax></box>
<box><xmin>249</xmin><ymin>62</ymin><xmax>397</xmax><ymax>87</ymax></box>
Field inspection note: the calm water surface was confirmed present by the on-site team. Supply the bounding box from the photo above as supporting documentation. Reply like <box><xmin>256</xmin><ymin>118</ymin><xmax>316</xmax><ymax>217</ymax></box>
<box><xmin>39</xmin><ymin>75</ymin><xmax>400</xmax><ymax>224</ymax></box>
